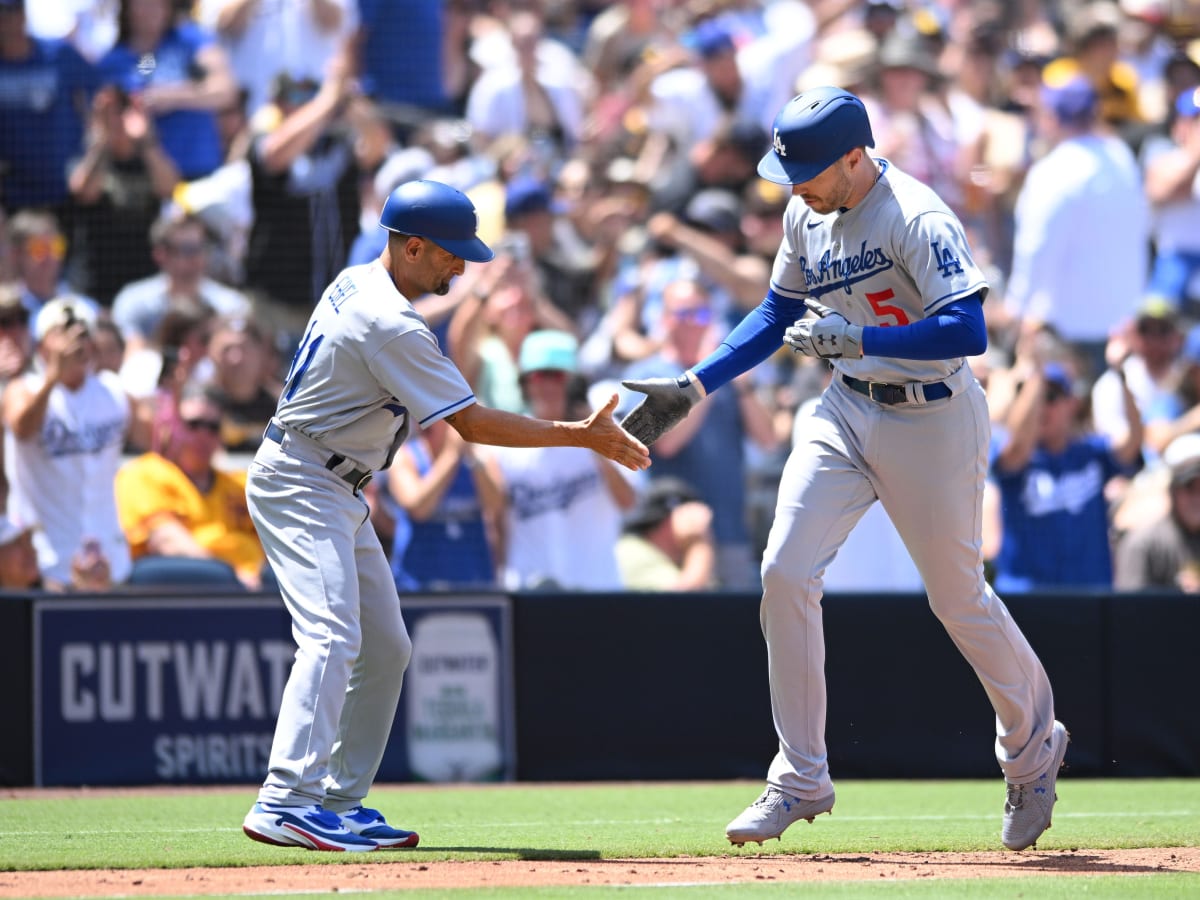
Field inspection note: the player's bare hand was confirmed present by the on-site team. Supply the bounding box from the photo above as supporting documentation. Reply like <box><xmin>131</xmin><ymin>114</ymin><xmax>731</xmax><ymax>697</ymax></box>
<box><xmin>620</xmin><ymin>374</ymin><xmax>703</xmax><ymax>445</ymax></box>
<box><xmin>583</xmin><ymin>393</ymin><xmax>650</xmax><ymax>470</ymax></box>
<box><xmin>785</xmin><ymin>302</ymin><xmax>863</xmax><ymax>359</ymax></box>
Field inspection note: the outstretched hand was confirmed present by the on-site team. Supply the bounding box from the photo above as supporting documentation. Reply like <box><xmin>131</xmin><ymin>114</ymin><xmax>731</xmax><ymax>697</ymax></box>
<box><xmin>584</xmin><ymin>394</ymin><xmax>651</xmax><ymax>471</ymax></box>
<box><xmin>620</xmin><ymin>374</ymin><xmax>704</xmax><ymax>446</ymax></box>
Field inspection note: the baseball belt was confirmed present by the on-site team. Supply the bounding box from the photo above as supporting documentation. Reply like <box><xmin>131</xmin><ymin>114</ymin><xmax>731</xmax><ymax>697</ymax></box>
<box><xmin>263</xmin><ymin>421</ymin><xmax>374</xmax><ymax>492</ymax></box>
<box><xmin>841</xmin><ymin>374</ymin><xmax>952</xmax><ymax>405</ymax></box>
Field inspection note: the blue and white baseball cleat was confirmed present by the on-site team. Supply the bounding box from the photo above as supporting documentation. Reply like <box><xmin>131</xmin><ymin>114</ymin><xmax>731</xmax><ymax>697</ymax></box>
<box><xmin>340</xmin><ymin>806</ymin><xmax>420</xmax><ymax>848</ymax></box>
<box><xmin>242</xmin><ymin>803</ymin><xmax>378</xmax><ymax>851</ymax></box>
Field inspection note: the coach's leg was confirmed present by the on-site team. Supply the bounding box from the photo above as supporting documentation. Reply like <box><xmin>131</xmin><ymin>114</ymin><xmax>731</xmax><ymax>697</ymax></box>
<box><xmin>248</xmin><ymin>469</ymin><xmax>366</xmax><ymax>807</ymax></box>
<box><xmin>324</xmin><ymin>503</ymin><xmax>413</xmax><ymax>809</ymax></box>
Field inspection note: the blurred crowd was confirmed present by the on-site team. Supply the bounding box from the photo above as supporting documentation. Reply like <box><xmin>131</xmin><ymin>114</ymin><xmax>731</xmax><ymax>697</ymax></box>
<box><xmin>2</xmin><ymin>0</ymin><xmax>1200</xmax><ymax>594</ymax></box>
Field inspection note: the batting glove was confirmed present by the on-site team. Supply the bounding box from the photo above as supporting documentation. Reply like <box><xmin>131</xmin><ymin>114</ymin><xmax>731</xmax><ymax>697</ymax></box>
<box><xmin>785</xmin><ymin>302</ymin><xmax>863</xmax><ymax>359</ymax></box>
<box><xmin>620</xmin><ymin>372</ymin><xmax>705</xmax><ymax>445</ymax></box>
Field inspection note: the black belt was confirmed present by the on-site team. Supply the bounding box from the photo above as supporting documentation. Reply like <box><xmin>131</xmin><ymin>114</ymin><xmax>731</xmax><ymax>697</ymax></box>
<box><xmin>842</xmin><ymin>374</ymin><xmax>952</xmax><ymax>405</ymax></box>
<box><xmin>264</xmin><ymin>421</ymin><xmax>373</xmax><ymax>492</ymax></box>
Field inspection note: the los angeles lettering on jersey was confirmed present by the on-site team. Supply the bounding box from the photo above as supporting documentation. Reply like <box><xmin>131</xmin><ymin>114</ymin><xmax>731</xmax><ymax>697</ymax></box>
<box><xmin>798</xmin><ymin>242</ymin><xmax>893</xmax><ymax>295</ymax></box>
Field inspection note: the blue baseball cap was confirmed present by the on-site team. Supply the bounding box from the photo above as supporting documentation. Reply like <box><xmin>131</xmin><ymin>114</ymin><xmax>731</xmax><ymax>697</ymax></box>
<box><xmin>1177</xmin><ymin>86</ymin><xmax>1200</xmax><ymax>119</ymax></box>
<box><xmin>685</xmin><ymin>19</ymin><xmax>736</xmax><ymax>59</ymax></box>
<box><xmin>1042</xmin><ymin>361</ymin><xmax>1075</xmax><ymax>394</ymax></box>
<box><xmin>379</xmin><ymin>180</ymin><xmax>493</xmax><ymax>263</ymax></box>
<box><xmin>1041</xmin><ymin>75</ymin><xmax>1098</xmax><ymax>125</ymax></box>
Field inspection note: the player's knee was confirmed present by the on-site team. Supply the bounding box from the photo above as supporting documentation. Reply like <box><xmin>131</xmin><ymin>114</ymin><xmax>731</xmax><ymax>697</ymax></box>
<box><xmin>760</xmin><ymin>554</ymin><xmax>816</xmax><ymax>601</ymax></box>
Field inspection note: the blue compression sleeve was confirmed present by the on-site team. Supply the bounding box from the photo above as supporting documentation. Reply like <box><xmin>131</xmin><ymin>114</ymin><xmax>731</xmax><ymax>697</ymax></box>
<box><xmin>861</xmin><ymin>294</ymin><xmax>987</xmax><ymax>360</ymax></box>
<box><xmin>692</xmin><ymin>290</ymin><xmax>808</xmax><ymax>393</ymax></box>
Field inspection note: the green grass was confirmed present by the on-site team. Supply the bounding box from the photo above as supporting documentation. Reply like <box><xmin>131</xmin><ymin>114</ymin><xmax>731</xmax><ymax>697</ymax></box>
<box><xmin>0</xmin><ymin>780</ymin><xmax>1196</xmax><ymax>897</ymax></box>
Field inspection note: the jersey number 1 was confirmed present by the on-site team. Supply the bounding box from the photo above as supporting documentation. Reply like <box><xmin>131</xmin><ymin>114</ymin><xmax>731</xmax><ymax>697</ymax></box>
<box><xmin>283</xmin><ymin>325</ymin><xmax>324</xmax><ymax>401</ymax></box>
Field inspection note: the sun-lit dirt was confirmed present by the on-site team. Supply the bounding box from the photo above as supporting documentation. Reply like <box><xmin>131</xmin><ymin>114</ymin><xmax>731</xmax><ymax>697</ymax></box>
<box><xmin>2</xmin><ymin>848</ymin><xmax>1197</xmax><ymax>896</ymax></box>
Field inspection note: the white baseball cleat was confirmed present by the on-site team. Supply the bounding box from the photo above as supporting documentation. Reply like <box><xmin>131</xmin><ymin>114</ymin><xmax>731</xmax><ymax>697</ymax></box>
<box><xmin>1001</xmin><ymin>720</ymin><xmax>1070</xmax><ymax>851</ymax></box>
<box><xmin>725</xmin><ymin>786</ymin><xmax>835</xmax><ymax>846</ymax></box>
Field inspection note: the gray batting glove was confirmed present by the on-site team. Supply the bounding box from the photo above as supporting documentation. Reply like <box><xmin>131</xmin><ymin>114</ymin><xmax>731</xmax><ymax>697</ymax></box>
<box><xmin>620</xmin><ymin>373</ymin><xmax>705</xmax><ymax>445</ymax></box>
<box><xmin>785</xmin><ymin>302</ymin><xmax>864</xmax><ymax>359</ymax></box>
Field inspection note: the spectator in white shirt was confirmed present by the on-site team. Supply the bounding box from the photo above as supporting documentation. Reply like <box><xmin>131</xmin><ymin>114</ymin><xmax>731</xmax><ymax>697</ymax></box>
<box><xmin>1005</xmin><ymin>74</ymin><xmax>1149</xmax><ymax>376</ymax></box>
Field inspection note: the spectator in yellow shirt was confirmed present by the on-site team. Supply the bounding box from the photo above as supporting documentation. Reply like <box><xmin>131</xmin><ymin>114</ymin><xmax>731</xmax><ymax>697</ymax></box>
<box><xmin>115</xmin><ymin>382</ymin><xmax>264</xmax><ymax>588</ymax></box>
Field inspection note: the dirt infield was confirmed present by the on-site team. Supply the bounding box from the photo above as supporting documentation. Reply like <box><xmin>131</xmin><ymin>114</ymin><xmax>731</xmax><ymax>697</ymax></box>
<box><xmin>2</xmin><ymin>848</ymin><xmax>1197</xmax><ymax>896</ymax></box>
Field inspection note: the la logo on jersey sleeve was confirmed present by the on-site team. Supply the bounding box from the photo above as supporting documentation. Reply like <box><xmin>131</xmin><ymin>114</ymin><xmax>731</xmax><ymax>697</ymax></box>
<box><xmin>932</xmin><ymin>239</ymin><xmax>964</xmax><ymax>279</ymax></box>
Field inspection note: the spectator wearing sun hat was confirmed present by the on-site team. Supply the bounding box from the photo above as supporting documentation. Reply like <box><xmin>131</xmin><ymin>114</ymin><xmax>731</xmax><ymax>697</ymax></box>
<box><xmin>616</xmin><ymin>476</ymin><xmax>716</xmax><ymax>591</ymax></box>
<box><xmin>2</xmin><ymin>296</ymin><xmax>131</xmax><ymax>591</ymax></box>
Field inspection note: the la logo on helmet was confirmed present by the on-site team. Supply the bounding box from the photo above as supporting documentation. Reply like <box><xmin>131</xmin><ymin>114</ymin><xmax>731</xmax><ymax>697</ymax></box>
<box><xmin>773</xmin><ymin>128</ymin><xmax>787</xmax><ymax>157</ymax></box>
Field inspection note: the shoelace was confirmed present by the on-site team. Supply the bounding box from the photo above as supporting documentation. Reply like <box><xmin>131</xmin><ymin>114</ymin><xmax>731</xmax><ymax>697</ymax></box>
<box><xmin>1005</xmin><ymin>784</ymin><xmax>1025</xmax><ymax>811</ymax></box>
<box><xmin>754</xmin><ymin>789</ymin><xmax>784</xmax><ymax>809</ymax></box>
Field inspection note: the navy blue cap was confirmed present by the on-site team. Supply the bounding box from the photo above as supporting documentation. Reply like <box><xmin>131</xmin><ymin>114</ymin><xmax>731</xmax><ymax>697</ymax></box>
<box><xmin>504</xmin><ymin>176</ymin><xmax>562</xmax><ymax>221</ymax></box>
<box><xmin>758</xmin><ymin>87</ymin><xmax>875</xmax><ymax>185</ymax></box>
<box><xmin>1042</xmin><ymin>362</ymin><xmax>1075</xmax><ymax>394</ymax></box>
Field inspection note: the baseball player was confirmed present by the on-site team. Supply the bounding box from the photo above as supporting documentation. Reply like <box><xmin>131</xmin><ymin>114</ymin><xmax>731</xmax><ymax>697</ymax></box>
<box><xmin>621</xmin><ymin>87</ymin><xmax>1068</xmax><ymax>852</ymax></box>
<box><xmin>241</xmin><ymin>180</ymin><xmax>649</xmax><ymax>852</ymax></box>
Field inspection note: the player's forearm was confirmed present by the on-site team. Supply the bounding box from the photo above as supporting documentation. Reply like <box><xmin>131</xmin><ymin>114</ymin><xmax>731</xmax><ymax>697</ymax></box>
<box><xmin>860</xmin><ymin>295</ymin><xmax>987</xmax><ymax>360</ymax></box>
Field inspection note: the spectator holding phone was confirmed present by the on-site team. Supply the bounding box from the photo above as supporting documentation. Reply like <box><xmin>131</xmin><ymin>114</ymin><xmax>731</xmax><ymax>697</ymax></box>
<box><xmin>96</xmin><ymin>0</ymin><xmax>238</xmax><ymax>181</ymax></box>
<box><xmin>2</xmin><ymin>297</ymin><xmax>131</xmax><ymax>591</ymax></box>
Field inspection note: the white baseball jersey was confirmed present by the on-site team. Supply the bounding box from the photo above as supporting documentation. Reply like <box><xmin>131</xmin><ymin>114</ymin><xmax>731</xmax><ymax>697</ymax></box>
<box><xmin>5</xmin><ymin>369</ymin><xmax>131</xmax><ymax>585</ymax></box>
<box><xmin>490</xmin><ymin>445</ymin><xmax>626</xmax><ymax>590</ymax></box>
<box><xmin>770</xmin><ymin>159</ymin><xmax>988</xmax><ymax>384</ymax></box>
<box><xmin>275</xmin><ymin>260</ymin><xmax>476</xmax><ymax>470</ymax></box>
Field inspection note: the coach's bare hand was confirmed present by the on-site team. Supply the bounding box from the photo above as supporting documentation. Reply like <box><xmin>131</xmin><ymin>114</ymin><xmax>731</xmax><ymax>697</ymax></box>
<box><xmin>583</xmin><ymin>394</ymin><xmax>651</xmax><ymax>471</ymax></box>
<box><xmin>620</xmin><ymin>374</ymin><xmax>704</xmax><ymax>445</ymax></box>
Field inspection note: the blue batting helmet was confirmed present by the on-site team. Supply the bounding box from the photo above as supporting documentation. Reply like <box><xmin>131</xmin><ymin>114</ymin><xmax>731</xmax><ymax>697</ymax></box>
<box><xmin>757</xmin><ymin>87</ymin><xmax>875</xmax><ymax>185</ymax></box>
<box><xmin>379</xmin><ymin>180</ymin><xmax>494</xmax><ymax>263</ymax></box>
